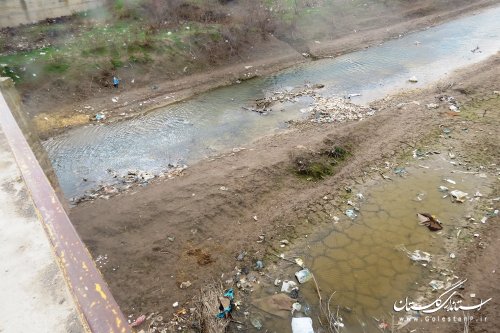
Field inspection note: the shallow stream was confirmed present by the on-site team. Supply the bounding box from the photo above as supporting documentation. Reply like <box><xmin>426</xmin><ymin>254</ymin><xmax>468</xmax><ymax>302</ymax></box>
<box><xmin>43</xmin><ymin>6</ymin><xmax>500</xmax><ymax>199</ymax></box>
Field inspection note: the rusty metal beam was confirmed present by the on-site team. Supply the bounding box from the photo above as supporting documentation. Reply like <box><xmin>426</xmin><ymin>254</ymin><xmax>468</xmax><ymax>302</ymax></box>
<box><xmin>0</xmin><ymin>82</ymin><xmax>132</xmax><ymax>333</ymax></box>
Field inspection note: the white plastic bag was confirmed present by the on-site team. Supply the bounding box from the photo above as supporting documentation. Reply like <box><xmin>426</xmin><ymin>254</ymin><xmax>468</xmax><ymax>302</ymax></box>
<box><xmin>291</xmin><ymin>317</ymin><xmax>314</xmax><ymax>333</ymax></box>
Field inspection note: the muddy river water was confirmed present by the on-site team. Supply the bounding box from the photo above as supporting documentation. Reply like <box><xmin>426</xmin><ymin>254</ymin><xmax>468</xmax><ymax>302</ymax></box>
<box><xmin>43</xmin><ymin>6</ymin><xmax>500</xmax><ymax>199</ymax></box>
<box><xmin>249</xmin><ymin>157</ymin><xmax>491</xmax><ymax>332</ymax></box>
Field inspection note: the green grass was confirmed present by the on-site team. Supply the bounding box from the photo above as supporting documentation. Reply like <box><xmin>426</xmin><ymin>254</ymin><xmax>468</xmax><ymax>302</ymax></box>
<box><xmin>294</xmin><ymin>146</ymin><xmax>350</xmax><ymax>180</ymax></box>
<box><xmin>0</xmin><ymin>12</ymin><xmax>229</xmax><ymax>86</ymax></box>
<box><xmin>44</xmin><ymin>61</ymin><xmax>70</xmax><ymax>73</ymax></box>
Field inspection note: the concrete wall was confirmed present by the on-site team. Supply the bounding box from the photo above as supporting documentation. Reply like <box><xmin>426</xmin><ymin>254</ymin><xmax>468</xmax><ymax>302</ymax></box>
<box><xmin>0</xmin><ymin>0</ymin><xmax>104</xmax><ymax>28</ymax></box>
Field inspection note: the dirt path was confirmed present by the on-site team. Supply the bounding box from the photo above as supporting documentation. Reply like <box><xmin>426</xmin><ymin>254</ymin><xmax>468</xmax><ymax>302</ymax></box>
<box><xmin>30</xmin><ymin>0</ymin><xmax>498</xmax><ymax>139</ymax></box>
<box><xmin>69</xmin><ymin>51</ymin><xmax>499</xmax><ymax>331</ymax></box>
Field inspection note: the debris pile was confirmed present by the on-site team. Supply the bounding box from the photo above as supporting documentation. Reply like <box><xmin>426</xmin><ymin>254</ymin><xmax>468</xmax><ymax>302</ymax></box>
<box><xmin>308</xmin><ymin>96</ymin><xmax>376</xmax><ymax>123</ymax></box>
<box><xmin>70</xmin><ymin>165</ymin><xmax>187</xmax><ymax>204</ymax></box>
<box><xmin>244</xmin><ymin>83</ymin><xmax>375</xmax><ymax>123</ymax></box>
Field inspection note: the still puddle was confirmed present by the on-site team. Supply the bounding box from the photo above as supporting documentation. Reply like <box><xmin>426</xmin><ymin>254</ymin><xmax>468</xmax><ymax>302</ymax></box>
<box><xmin>249</xmin><ymin>156</ymin><xmax>491</xmax><ymax>332</ymax></box>
<box><xmin>43</xmin><ymin>6</ymin><xmax>500</xmax><ymax>199</ymax></box>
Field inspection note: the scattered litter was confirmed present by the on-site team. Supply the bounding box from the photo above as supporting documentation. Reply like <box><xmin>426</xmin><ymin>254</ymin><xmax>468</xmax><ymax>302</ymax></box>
<box><xmin>250</xmin><ymin>317</ymin><xmax>263</xmax><ymax>330</ymax></box>
<box><xmin>481</xmin><ymin>216</ymin><xmax>488</xmax><ymax>224</ymax></box>
<box><xmin>219</xmin><ymin>186</ymin><xmax>228</xmax><ymax>191</ymax></box>
<box><xmin>449</xmin><ymin>253</ymin><xmax>456</xmax><ymax>259</ymax></box>
<box><xmin>449</xmin><ymin>105</ymin><xmax>459</xmax><ymax>112</ymax></box>
<box><xmin>378</xmin><ymin>322</ymin><xmax>390</xmax><ymax>329</ymax></box>
<box><xmin>291</xmin><ymin>317</ymin><xmax>314</xmax><ymax>333</ymax></box>
<box><xmin>398</xmin><ymin>245</ymin><xmax>431</xmax><ymax>264</ymax></box>
<box><xmin>444</xmin><ymin>179</ymin><xmax>456</xmax><ymax>184</ymax></box>
<box><xmin>356</xmin><ymin>193</ymin><xmax>364</xmax><ymax>200</ymax></box>
<box><xmin>438</xmin><ymin>186</ymin><xmax>449</xmax><ymax>192</ymax></box>
<box><xmin>255</xmin><ymin>260</ymin><xmax>264</xmax><ymax>270</ymax></box>
<box><xmin>449</xmin><ymin>152</ymin><xmax>456</xmax><ymax>159</ymax></box>
<box><xmin>417</xmin><ymin>213</ymin><xmax>443</xmax><ymax>231</ymax></box>
<box><xmin>429</xmin><ymin>280</ymin><xmax>445</xmax><ymax>291</ymax></box>
<box><xmin>415</xmin><ymin>193</ymin><xmax>425</xmax><ymax>201</ymax></box>
<box><xmin>179</xmin><ymin>281</ymin><xmax>192</xmax><ymax>289</ymax></box>
<box><xmin>345</xmin><ymin>209</ymin><xmax>357</xmax><ymax>219</ymax></box>
<box><xmin>94</xmin><ymin>113</ymin><xmax>105</xmax><ymax>121</ymax></box>
<box><xmin>295</xmin><ymin>269</ymin><xmax>312</xmax><ymax>284</ymax></box>
<box><xmin>281</xmin><ymin>280</ymin><xmax>298</xmax><ymax>293</ymax></box>
<box><xmin>292</xmin><ymin>302</ymin><xmax>302</xmax><ymax>314</ymax></box>
<box><xmin>394</xmin><ymin>167</ymin><xmax>407</xmax><ymax>176</ymax></box>
<box><xmin>426</xmin><ymin>103</ymin><xmax>439</xmax><ymax>109</ymax></box>
<box><xmin>130</xmin><ymin>314</ymin><xmax>146</xmax><ymax>327</ymax></box>
<box><xmin>474</xmin><ymin>191</ymin><xmax>483</xmax><ymax>197</ymax></box>
<box><xmin>172</xmin><ymin>302</ymin><xmax>179</xmax><ymax>308</ymax></box>
<box><xmin>450</xmin><ymin>190</ymin><xmax>468</xmax><ymax>203</ymax></box>
<box><xmin>216</xmin><ymin>289</ymin><xmax>234</xmax><ymax>319</ymax></box>
<box><xmin>111</xmin><ymin>97</ymin><xmax>118</xmax><ymax>103</ymax></box>
<box><xmin>295</xmin><ymin>258</ymin><xmax>304</xmax><ymax>267</ymax></box>
<box><xmin>347</xmin><ymin>93</ymin><xmax>361</xmax><ymax>98</ymax></box>
<box><xmin>236</xmin><ymin>252</ymin><xmax>246</xmax><ymax>261</ymax></box>
<box><xmin>408</xmin><ymin>76</ymin><xmax>418</xmax><ymax>83</ymax></box>
<box><xmin>253</xmin><ymin>215</ymin><xmax>258</xmax><ymax>221</ymax></box>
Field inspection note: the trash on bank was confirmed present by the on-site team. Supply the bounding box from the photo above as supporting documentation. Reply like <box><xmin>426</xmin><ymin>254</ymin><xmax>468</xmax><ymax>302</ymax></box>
<box><xmin>438</xmin><ymin>185</ymin><xmax>449</xmax><ymax>192</ymax></box>
<box><xmin>255</xmin><ymin>260</ymin><xmax>264</xmax><ymax>270</ymax></box>
<box><xmin>179</xmin><ymin>281</ymin><xmax>192</xmax><ymax>289</ymax></box>
<box><xmin>450</xmin><ymin>190</ymin><xmax>468</xmax><ymax>203</ymax></box>
<box><xmin>250</xmin><ymin>317</ymin><xmax>263</xmax><ymax>330</ymax></box>
<box><xmin>94</xmin><ymin>113</ymin><xmax>105</xmax><ymax>121</ymax></box>
<box><xmin>295</xmin><ymin>258</ymin><xmax>305</xmax><ymax>267</ymax></box>
<box><xmin>295</xmin><ymin>269</ymin><xmax>313</xmax><ymax>284</ymax></box>
<box><xmin>398</xmin><ymin>245</ymin><xmax>431</xmax><ymax>265</ymax></box>
<box><xmin>345</xmin><ymin>209</ymin><xmax>357</xmax><ymax>219</ymax></box>
<box><xmin>130</xmin><ymin>314</ymin><xmax>146</xmax><ymax>327</ymax></box>
<box><xmin>217</xmin><ymin>289</ymin><xmax>234</xmax><ymax>319</ymax></box>
<box><xmin>417</xmin><ymin>213</ymin><xmax>443</xmax><ymax>231</ymax></box>
<box><xmin>291</xmin><ymin>317</ymin><xmax>314</xmax><ymax>333</ymax></box>
<box><xmin>429</xmin><ymin>280</ymin><xmax>445</xmax><ymax>291</ymax></box>
<box><xmin>408</xmin><ymin>76</ymin><xmax>418</xmax><ymax>83</ymax></box>
<box><xmin>292</xmin><ymin>302</ymin><xmax>302</xmax><ymax>314</ymax></box>
<box><xmin>394</xmin><ymin>167</ymin><xmax>407</xmax><ymax>176</ymax></box>
<box><xmin>282</xmin><ymin>280</ymin><xmax>298</xmax><ymax>293</ymax></box>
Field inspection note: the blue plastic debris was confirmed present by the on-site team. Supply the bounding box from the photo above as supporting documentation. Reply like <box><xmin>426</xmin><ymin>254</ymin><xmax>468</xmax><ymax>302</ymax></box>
<box><xmin>217</xmin><ymin>288</ymin><xmax>234</xmax><ymax>319</ymax></box>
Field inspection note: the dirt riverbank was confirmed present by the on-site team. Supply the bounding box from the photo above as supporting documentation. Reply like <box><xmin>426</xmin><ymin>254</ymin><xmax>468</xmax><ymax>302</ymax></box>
<box><xmin>21</xmin><ymin>0</ymin><xmax>498</xmax><ymax>139</ymax></box>
<box><xmin>69</xmin><ymin>53</ymin><xmax>499</xmax><ymax>332</ymax></box>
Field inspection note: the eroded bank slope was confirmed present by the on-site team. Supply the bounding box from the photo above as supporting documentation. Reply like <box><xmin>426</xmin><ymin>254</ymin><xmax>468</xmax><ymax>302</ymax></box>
<box><xmin>69</xmin><ymin>54</ymin><xmax>499</xmax><ymax>331</ymax></box>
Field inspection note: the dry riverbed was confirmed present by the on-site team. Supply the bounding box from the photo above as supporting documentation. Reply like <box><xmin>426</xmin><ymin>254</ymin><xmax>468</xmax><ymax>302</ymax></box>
<box><xmin>69</xmin><ymin>54</ymin><xmax>499</xmax><ymax>332</ymax></box>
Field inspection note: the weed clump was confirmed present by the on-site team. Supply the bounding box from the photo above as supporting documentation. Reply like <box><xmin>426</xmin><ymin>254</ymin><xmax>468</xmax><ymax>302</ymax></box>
<box><xmin>293</xmin><ymin>146</ymin><xmax>350</xmax><ymax>180</ymax></box>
